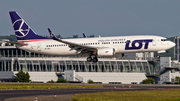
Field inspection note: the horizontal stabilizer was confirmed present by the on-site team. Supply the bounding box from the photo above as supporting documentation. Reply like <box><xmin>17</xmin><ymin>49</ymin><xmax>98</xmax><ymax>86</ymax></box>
<box><xmin>5</xmin><ymin>41</ymin><xmax>28</xmax><ymax>46</ymax></box>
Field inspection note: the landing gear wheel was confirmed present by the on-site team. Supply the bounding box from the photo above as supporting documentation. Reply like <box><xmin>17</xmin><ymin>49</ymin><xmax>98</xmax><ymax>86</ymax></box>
<box><xmin>87</xmin><ymin>57</ymin><xmax>92</xmax><ymax>62</ymax></box>
<box><xmin>93</xmin><ymin>57</ymin><xmax>98</xmax><ymax>62</ymax></box>
<box><xmin>157</xmin><ymin>55</ymin><xmax>160</xmax><ymax>58</ymax></box>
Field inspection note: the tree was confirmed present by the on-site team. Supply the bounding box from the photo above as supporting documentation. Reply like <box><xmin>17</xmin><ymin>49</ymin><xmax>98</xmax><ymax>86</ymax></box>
<box><xmin>13</xmin><ymin>70</ymin><xmax>30</xmax><ymax>82</ymax></box>
<box><xmin>73</xmin><ymin>35</ymin><xmax>78</xmax><ymax>38</ymax></box>
<box><xmin>88</xmin><ymin>79</ymin><xmax>94</xmax><ymax>83</ymax></box>
<box><xmin>142</xmin><ymin>78</ymin><xmax>155</xmax><ymax>84</ymax></box>
<box><xmin>89</xmin><ymin>34</ymin><xmax>95</xmax><ymax>37</ymax></box>
<box><xmin>57</xmin><ymin>34</ymin><xmax>62</xmax><ymax>39</ymax></box>
<box><xmin>175</xmin><ymin>76</ymin><xmax>180</xmax><ymax>84</ymax></box>
<box><xmin>56</xmin><ymin>78</ymin><xmax>67</xmax><ymax>83</ymax></box>
<box><xmin>47</xmin><ymin>80</ymin><xmax>55</xmax><ymax>83</ymax></box>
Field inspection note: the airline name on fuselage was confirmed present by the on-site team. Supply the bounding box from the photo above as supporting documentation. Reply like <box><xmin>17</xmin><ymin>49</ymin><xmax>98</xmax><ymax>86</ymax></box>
<box><xmin>98</xmin><ymin>38</ymin><xmax>153</xmax><ymax>50</ymax></box>
<box><xmin>125</xmin><ymin>39</ymin><xmax>153</xmax><ymax>50</ymax></box>
<box><xmin>98</xmin><ymin>38</ymin><xmax>126</xmax><ymax>42</ymax></box>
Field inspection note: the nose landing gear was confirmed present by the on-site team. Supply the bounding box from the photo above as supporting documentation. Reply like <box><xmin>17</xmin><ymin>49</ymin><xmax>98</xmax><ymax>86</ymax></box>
<box><xmin>87</xmin><ymin>56</ymin><xmax>92</xmax><ymax>62</ymax></box>
<box><xmin>87</xmin><ymin>56</ymin><xmax>98</xmax><ymax>62</ymax></box>
<box><xmin>92</xmin><ymin>56</ymin><xmax>98</xmax><ymax>62</ymax></box>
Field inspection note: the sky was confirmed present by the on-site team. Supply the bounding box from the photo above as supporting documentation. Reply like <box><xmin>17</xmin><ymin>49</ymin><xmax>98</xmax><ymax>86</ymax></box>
<box><xmin>0</xmin><ymin>0</ymin><xmax>180</xmax><ymax>38</ymax></box>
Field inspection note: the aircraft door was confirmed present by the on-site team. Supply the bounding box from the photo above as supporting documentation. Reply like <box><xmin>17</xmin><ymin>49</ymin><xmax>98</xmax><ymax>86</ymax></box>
<box><xmin>37</xmin><ymin>43</ymin><xmax>41</xmax><ymax>51</ymax></box>
<box><xmin>152</xmin><ymin>38</ymin><xmax>156</xmax><ymax>46</ymax></box>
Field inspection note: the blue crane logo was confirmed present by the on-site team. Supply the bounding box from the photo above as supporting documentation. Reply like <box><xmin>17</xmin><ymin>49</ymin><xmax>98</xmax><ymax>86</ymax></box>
<box><xmin>13</xmin><ymin>19</ymin><xmax>30</xmax><ymax>38</ymax></box>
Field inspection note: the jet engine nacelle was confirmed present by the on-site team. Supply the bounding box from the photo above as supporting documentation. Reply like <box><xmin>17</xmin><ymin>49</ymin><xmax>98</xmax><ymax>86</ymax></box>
<box><xmin>97</xmin><ymin>48</ymin><xmax>115</xmax><ymax>57</ymax></box>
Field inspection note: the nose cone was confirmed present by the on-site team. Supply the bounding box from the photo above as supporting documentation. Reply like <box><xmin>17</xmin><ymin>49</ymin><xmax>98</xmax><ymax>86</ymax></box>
<box><xmin>170</xmin><ymin>41</ymin><xmax>176</xmax><ymax>48</ymax></box>
<box><xmin>173</xmin><ymin>42</ymin><xmax>176</xmax><ymax>47</ymax></box>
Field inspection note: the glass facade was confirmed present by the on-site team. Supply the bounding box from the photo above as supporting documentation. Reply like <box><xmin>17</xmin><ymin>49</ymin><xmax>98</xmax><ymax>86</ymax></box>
<box><xmin>0</xmin><ymin>58</ymin><xmax>160</xmax><ymax>75</ymax></box>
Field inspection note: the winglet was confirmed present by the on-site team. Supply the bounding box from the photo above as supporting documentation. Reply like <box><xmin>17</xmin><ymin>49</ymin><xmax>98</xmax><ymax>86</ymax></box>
<box><xmin>83</xmin><ymin>33</ymin><xmax>87</xmax><ymax>38</ymax></box>
<box><xmin>48</xmin><ymin>28</ymin><xmax>59</xmax><ymax>40</ymax></box>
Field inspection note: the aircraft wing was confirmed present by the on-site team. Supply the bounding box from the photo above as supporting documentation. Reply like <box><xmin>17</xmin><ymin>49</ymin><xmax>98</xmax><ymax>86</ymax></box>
<box><xmin>48</xmin><ymin>28</ymin><xmax>97</xmax><ymax>54</ymax></box>
<box><xmin>4</xmin><ymin>41</ymin><xmax>28</xmax><ymax>46</ymax></box>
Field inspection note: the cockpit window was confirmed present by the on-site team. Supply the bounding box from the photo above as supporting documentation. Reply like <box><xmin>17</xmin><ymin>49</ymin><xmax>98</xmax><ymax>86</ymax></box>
<box><xmin>161</xmin><ymin>39</ymin><xmax>168</xmax><ymax>41</ymax></box>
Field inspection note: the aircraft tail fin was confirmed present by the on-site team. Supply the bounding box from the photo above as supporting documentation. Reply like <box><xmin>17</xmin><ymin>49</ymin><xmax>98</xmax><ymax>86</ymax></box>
<box><xmin>9</xmin><ymin>11</ymin><xmax>49</xmax><ymax>42</ymax></box>
<box><xmin>83</xmin><ymin>33</ymin><xmax>87</xmax><ymax>38</ymax></box>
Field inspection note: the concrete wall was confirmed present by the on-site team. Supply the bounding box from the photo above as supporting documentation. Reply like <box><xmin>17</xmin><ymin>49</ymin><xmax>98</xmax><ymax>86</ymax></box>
<box><xmin>160</xmin><ymin>70</ymin><xmax>171</xmax><ymax>84</ymax></box>
<box><xmin>28</xmin><ymin>72</ymin><xmax>58</xmax><ymax>83</ymax></box>
<box><xmin>160</xmin><ymin>70</ymin><xmax>180</xmax><ymax>84</ymax></box>
<box><xmin>64</xmin><ymin>70</ymin><xmax>75</xmax><ymax>81</ymax></box>
<box><xmin>0</xmin><ymin>72</ymin><xmax>15</xmax><ymax>79</ymax></box>
<box><xmin>64</xmin><ymin>70</ymin><xmax>147</xmax><ymax>84</ymax></box>
<box><xmin>0</xmin><ymin>71</ymin><xmax>58</xmax><ymax>83</ymax></box>
<box><xmin>160</xmin><ymin>57</ymin><xmax>171</xmax><ymax>69</ymax></box>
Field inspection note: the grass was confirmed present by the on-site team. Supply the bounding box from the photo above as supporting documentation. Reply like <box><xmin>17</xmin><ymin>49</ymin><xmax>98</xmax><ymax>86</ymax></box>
<box><xmin>72</xmin><ymin>89</ymin><xmax>180</xmax><ymax>101</ymax></box>
<box><xmin>0</xmin><ymin>83</ymin><xmax>103</xmax><ymax>89</ymax></box>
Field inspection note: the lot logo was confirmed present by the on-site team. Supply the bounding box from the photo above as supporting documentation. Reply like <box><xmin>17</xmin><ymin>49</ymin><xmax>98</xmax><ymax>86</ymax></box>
<box><xmin>13</xmin><ymin>19</ymin><xmax>30</xmax><ymax>38</ymax></box>
<box><xmin>125</xmin><ymin>39</ymin><xmax>153</xmax><ymax>50</ymax></box>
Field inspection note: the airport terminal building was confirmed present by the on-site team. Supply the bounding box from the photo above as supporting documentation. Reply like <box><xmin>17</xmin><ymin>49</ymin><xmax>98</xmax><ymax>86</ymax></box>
<box><xmin>0</xmin><ymin>39</ymin><xmax>179</xmax><ymax>84</ymax></box>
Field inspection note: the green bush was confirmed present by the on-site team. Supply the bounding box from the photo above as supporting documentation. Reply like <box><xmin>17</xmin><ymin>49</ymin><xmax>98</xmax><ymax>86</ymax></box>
<box><xmin>142</xmin><ymin>78</ymin><xmax>155</xmax><ymax>84</ymax></box>
<box><xmin>88</xmin><ymin>79</ymin><xmax>94</xmax><ymax>83</ymax></box>
<box><xmin>175</xmin><ymin>76</ymin><xmax>180</xmax><ymax>84</ymax></box>
<box><xmin>56</xmin><ymin>78</ymin><xmax>67</xmax><ymax>83</ymax></box>
<box><xmin>47</xmin><ymin>80</ymin><xmax>55</xmax><ymax>83</ymax></box>
<box><xmin>12</xmin><ymin>70</ymin><xmax>30</xmax><ymax>82</ymax></box>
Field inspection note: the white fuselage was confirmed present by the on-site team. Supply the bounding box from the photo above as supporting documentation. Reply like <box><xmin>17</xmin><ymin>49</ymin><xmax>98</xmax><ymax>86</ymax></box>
<box><xmin>17</xmin><ymin>35</ymin><xmax>175</xmax><ymax>56</ymax></box>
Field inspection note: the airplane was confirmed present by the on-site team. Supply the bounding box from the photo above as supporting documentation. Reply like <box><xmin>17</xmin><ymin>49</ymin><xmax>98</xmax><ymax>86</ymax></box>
<box><xmin>8</xmin><ymin>11</ymin><xmax>175</xmax><ymax>62</ymax></box>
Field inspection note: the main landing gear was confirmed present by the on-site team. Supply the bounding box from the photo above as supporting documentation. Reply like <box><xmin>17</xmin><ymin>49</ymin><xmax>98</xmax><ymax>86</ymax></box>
<box><xmin>87</xmin><ymin>56</ymin><xmax>98</xmax><ymax>62</ymax></box>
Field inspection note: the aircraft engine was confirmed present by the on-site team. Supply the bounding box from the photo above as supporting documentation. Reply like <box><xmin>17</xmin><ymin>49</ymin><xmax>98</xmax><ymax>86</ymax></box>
<box><xmin>97</xmin><ymin>48</ymin><xmax>115</xmax><ymax>57</ymax></box>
